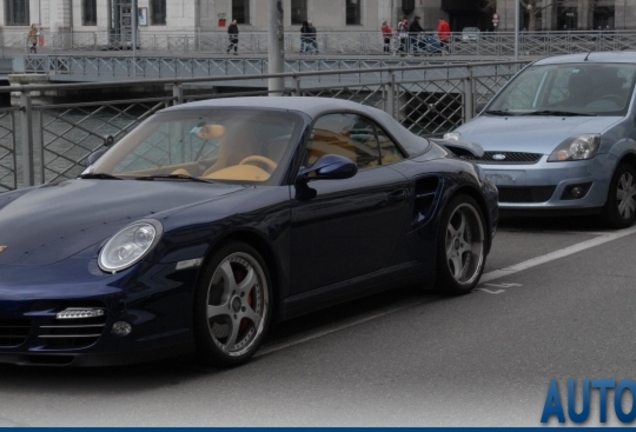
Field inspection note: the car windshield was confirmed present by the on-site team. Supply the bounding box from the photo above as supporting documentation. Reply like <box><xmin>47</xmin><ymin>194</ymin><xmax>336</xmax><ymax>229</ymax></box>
<box><xmin>89</xmin><ymin>108</ymin><xmax>304</xmax><ymax>185</ymax></box>
<box><xmin>486</xmin><ymin>63</ymin><xmax>636</xmax><ymax>117</ymax></box>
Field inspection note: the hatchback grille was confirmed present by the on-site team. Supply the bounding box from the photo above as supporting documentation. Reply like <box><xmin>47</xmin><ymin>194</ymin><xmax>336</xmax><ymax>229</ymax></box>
<box><xmin>498</xmin><ymin>186</ymin><xmax>556</xmax><ymax>203</ymax></box>
<box><xmin>0</xmin><ymin>319</ymin><xmax>31</xmax><ymax>347</ymax></box>
<box><xmin>475</xmin><ymin>152</ymin><xmax>543</xmax><ymax>164</ymax></box>
<box><xmin>38</xmin><ymin>315</ymin><xmax>107</xmax><ymax>349</ymax></box>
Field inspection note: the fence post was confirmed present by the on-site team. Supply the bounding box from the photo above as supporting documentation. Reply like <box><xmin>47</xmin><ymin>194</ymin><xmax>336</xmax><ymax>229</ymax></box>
<box><xmin>173</xmin><ymin>82</ymin><xmax>184</xmax><ymax>105</ymax></box>
<box><xmin>463</xmin><ymin>67</ymin><xmax>475</xmax><ymax>122</ymax></box>
<box><xmin>292</xmin><ymin>76</ymin><xmax>301</xmax><ymax>96</ymax></box>
<box><xmin>19</xmin><ymin>91</ymin><xmax>35</xmax><ymax>187</ymax></box>
<box><xmin>385</xmin><ymin>71</ymin><xmax>396</xmax><ymax>119</ymax></box>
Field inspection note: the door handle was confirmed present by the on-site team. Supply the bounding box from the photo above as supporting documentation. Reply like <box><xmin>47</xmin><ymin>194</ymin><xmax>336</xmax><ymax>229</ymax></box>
<box><xmin>388</xmin><ymin>189</ymin><xmax>407</xmax><ymax>202</ymax></box>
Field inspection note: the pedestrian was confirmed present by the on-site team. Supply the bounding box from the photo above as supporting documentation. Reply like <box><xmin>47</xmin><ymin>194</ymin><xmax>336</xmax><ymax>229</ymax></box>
<box><xmin>381</xmin><ymin>21</ymin><xmax>393</xmax><ymax>54</ymax></box>
<box><xmin>408</xmin><ymin>16</ymin><xmax>424</xmax><ymax>55</ymax></box>
<box><xmin>226</xmin><ymin>19</ymin><xmax>239</xmax><ymax>55</ymax></box>
<box><xmin>307</xmin><ymin>20</ymin><xmax>319</xmax><ymax>54</ymax></box>
<box><xmin>28</xmin><ymin>24</ymin><xmax>38</xmax><ymax>54</ymax></box>
<box><xmin>437</xmin><ymin>17</ymin><xmax>450</xmax><ymax>54</ymax></box>
<box><xmin>300</xmin><ymin>20</ymin><xmax>309</xmax><ymax>53</ymax></box>
<box><xmin>397</xmin><ymin>16</ymin><xmax>409</xmax><ymax>56</ymax></box>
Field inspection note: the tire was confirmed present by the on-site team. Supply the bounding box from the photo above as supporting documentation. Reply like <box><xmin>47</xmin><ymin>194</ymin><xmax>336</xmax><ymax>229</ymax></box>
<box><xmin>435</xmin><ymin>195</ymin><xmax>487</xmax><ymax>295</ymax></box>
<box><xmin>601</xmin><ymin>163</ymin><xmax>636</xmax><ymax>229</ymax></box>
<box><xmin>193</xmin><ymin>241</ymin><xmax>272</xmax><ymax>367</ymax></box>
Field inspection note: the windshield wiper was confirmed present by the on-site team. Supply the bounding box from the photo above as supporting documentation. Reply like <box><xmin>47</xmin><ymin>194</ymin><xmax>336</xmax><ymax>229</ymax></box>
<box><xmin>484</xmin><ymin>110</ymin><xmax>520</xmax><ymax>116</ymax></box>
<box><xmin>520</xmin><ymin>110</ymin><xmax>597</xmax><ymax>117</ymax></box>
<box><xmin>134</xmin><ymin>174</ymin><xmax>212</xmax><ymax>183</ymax></box>
<box><xmin>78</xmin><ymin>172</ymin><xmax>123</xmax><ymax>180</ymax></box>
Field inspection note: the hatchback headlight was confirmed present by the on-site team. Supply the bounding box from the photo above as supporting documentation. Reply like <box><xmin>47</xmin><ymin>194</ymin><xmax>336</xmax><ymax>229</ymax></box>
<box><xmin>98</xmin><ymin>220</ymin><xmax>163</xmax><ymax>273</ymax></box>
<box><xmin>443</xmin><ymin>132</ymin><xmax>462</xmax><ymax>141</ymax></box>
<box><xmin>548</xmin><ymin>134</ymin><xmax>600</xmax><ymax>162</ymax></box>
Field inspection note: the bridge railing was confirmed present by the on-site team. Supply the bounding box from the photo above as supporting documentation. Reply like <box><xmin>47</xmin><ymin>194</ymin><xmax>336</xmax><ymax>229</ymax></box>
<box><xmin>0</xmin><ymin>59</ymin><xmax>527</xmax><ymax>191</ymax></box>
<box><xmin>1</xmin><ymin>30</ymin><xmax>636</xmax><ymax>57</ymax></box>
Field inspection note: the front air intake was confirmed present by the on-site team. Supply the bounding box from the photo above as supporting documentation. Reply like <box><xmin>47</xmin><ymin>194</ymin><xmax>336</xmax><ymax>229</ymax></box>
<box><xmin>0</xmin><ymin>319</ymin><xmax>31</xmax><ymax>348</ymax></box>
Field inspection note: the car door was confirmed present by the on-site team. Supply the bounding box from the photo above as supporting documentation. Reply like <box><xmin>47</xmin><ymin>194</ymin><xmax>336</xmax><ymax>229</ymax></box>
<box><xmin>289</xmin><ymin>113</ymin><xmax>411</xmax><ymax>295</ymax></box>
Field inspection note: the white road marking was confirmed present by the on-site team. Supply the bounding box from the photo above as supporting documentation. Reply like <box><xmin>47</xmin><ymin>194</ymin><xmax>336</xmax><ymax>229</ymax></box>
<box><xmin>484</xmin><ymin>282</ymin><xmax>522</xmax><ymax>288</ymax></box>
<box><xmin>259</xmin><ymin>225</ymin><xmax>636</xmax><ymax>356</ymax></box>
<box><xmin>480</xmin><ymin>224</ymin><xmax>636</xmax><ymax>284</ymax></box>
<box><xmin>476</xmin><ymin>288</ymin><xmax>505</xmax><ymax>294</ymax></box>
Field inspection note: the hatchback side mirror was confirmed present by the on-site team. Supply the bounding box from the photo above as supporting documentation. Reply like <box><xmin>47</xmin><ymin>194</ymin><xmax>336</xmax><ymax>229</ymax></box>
<box><xmin>86</xmin><ymin>149</ymin><xmax>107</xmax><ymax>166</ymax></box>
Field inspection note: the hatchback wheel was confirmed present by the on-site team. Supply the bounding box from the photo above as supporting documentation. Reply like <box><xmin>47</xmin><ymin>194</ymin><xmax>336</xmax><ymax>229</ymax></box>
<box><xmin>194</xmin><ymin>241</ymin><xmax>272</xmax><ymax>367</ymax></box>
<box><xmin>602</xmin><ymin>163</ymin><xmax>636</xmax><ymax>229</ymax></box>
<box><xmin>436</xmin><ymin>195</ymin><xmax>486</xmax><ymax>295</ymax></box>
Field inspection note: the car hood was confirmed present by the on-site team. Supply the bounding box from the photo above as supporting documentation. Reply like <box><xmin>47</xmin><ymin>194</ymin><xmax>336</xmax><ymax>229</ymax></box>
<box><xmin>0</xmin><ymin>179</ymin><xmax>245</xmax><ymax>266</ymax></box>
<box><xmin>455</xmin><ymin>115</ymin><xmax>622</xmax><ymax>154</ymax></box>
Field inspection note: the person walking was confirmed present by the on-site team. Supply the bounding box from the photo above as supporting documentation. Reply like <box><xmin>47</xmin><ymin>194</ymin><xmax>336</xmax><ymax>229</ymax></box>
<box><xmin>307</xmin><ymin>20</ymin><xmax>319</xmax><ymax>54</ymax></box>
<box><xmin>381</xmin><ymin>21</ymin><xmax>393</xmax><ymax>54</ymax></box>
<box><xmin>300</xmin><ymin>20</ymin><xmax>309</xmax><ymax>53</ymax></box>
<box><xmin>408</xmin><ymin>16</ymin><xmax>424</xmax><ymax>55</ymax></box>
<box><xmin>226</xmin><ymin>19</ymin><xmax>239</xmax><ymax>55</ymax></box>
<box><xmin>28</xmin><ymin>24</ymin><xmax>39</xmax><ymax>53</ymax></box>
<box><xmin>397</xmin><ymin>16</ymin><xmax>409</xmax><ymax>56</ymax></box>
<box><xmin>437</xmin><ymin>17</ymin><xmax>450</xmax><ymax>54</ymax></box>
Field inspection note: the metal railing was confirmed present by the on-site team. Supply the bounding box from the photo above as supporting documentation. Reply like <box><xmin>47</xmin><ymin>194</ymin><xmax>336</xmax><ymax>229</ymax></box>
<box><xmin>0</xmin><ymin>60</ymin><xmax>527</xmax><ymax>191</ymax></box>
<box><xmin>2</xmin><ymin>30</ymin><xmax>636</xmax><ymax>57</ymax></box>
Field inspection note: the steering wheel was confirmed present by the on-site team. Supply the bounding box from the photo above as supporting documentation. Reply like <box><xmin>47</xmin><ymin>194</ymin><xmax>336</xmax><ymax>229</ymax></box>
<box><xmin>239</xmin><ymin>155</ymin><xmax>278</xmax><ymax>173</ymax></box>
<box><xmin>598</xmin><ymin>94</ymin><xmax>623</xmax><ymax>105</ymax></box>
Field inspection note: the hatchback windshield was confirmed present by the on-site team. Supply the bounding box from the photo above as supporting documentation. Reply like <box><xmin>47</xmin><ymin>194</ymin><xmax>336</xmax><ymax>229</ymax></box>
<box><xmin>89</xmin><ymin>108</ymin><xmax>304</xmax><ymax>184</ymax></box>
<box><xmin>486</xmin><ymin>63</ymin><xmax>636</xmax><ymax>116</ymax></box>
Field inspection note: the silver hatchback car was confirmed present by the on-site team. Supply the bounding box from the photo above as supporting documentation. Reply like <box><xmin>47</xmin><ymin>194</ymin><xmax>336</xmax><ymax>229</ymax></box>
<box><xmin>445</xmin><ymin>52</ymin><xmax>636</xmax><ymax>228</ymax></box>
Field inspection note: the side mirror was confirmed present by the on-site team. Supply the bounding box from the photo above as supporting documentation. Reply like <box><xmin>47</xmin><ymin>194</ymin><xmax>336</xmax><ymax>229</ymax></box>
<box><xmin>297</xmin><ymin>154</ymin><xmax>358</xmax><ymax>182</ymax></box>
<box><xmin>86</xmin><ymin>149</ymin><xmax>107</xmax><ymax>166</ymax></box>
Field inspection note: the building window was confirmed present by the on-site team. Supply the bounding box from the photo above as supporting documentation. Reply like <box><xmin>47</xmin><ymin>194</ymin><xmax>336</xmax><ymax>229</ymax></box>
<box><xmin>346</xmin><ymin>0</ymin><xmax>361</xmax><ymax>25</ymax></box>
<box><xmin>232</xmin><ymin>0</ymin><xmax>250</xmax><ymax>24</ymax></box>
<box><xmin>150</xmin><ymin>0</ymin><xmax>166</xmax><ymax>25</ymax></box>
<box><xmin>291</xmin><ymin>0</ymin><xmax>307</xmax><ymax>25</ymax></box>
<box><xmin>82</xmin><ymin>0</ymin><xmax>97</xmax><ymax>26</ymax></box>
<box><xmin>5</xmin><ymin>0</ymin><xmax>29</xmax><ymax>26</ymax></box>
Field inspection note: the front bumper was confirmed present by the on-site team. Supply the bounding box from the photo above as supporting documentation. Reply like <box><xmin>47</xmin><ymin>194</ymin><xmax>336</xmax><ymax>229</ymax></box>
<box><xmin>0</xmin><ymin>258</ymin><xmax>197</xmax><ymax>366</ymax></box>
<box><xmin>478</xmin><ymin>154</ymin><xmax>611</xmax><ymax>211</ymax></box>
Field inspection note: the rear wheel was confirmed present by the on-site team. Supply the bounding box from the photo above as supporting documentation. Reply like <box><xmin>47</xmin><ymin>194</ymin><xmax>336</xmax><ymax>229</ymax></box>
<box><xmin>193</xmin><ymin>241</ymin><xmax>272</xmax><ymax>367</ymax></box>
<box><xmin>435</xmin><ymin>195</ymin><xmax>486</xmax><ymax>295</ymax></box>
<box><xmin>601</xmin><ymin>163</ymin><xmax>636</xmax><ymax>229</ymax></box>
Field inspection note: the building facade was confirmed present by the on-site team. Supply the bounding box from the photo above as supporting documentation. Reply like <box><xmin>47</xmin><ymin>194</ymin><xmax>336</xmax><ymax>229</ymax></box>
<box><xmin>1</xmin><ymin>0</ymin><xmax>635</xmax><ymax>35</ymax></box>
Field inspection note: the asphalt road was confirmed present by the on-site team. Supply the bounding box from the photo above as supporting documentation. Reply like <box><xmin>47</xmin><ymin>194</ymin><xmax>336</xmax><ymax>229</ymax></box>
<box><xmin>1</xmin><ymin>215</ymin><xmax>635</xmax><ymax>427</ymax></box>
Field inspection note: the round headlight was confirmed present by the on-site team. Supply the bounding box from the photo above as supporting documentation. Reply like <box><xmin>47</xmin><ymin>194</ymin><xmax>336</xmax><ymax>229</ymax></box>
<box><xmin>98</xmin><ymin>220</ymin><xmax>163</xmax><ymax>273</ymax></box>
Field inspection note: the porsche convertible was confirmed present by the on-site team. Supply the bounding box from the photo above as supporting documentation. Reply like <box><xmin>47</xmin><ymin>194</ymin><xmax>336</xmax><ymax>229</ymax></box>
<box><xmin>0</xmin><ymin>97</ymin><xmax>497</xmax><ymax>367</ymax></box>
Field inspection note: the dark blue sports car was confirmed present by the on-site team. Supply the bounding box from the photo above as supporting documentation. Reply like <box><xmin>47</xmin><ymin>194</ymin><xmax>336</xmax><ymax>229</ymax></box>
<box><xmin>0</xmin><ymin>97</ymin><xmax>497</xmax><ymax>367</ymax></box>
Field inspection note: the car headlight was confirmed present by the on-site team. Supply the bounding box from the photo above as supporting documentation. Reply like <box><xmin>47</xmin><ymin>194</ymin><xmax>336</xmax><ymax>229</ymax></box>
<box><xmin>98</xmin><ymin>219</ymin><xmax>163</xmax><ymax>273</ymax></box>
<box><xmin>548</xmin><ymin>134</ymin><xmax>600</xmax><ymax>162</ymax></box>
<box><xmin>444</xmin><ymin>132</ymin><xmax>462</xmax><ymax>140</ymax></box>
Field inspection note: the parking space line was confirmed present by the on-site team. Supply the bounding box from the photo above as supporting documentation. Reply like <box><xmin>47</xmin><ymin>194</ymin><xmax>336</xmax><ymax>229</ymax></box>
<box><xmin>480</xmin><ymin>224</ymin><xmax>636</xmax><ymax>284</ymax></box>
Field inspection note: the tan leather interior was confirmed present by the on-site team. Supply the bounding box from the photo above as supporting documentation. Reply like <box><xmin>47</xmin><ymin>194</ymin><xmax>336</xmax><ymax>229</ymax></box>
<box><xmin>204</xmin><ymin>164</ymin><xmax>271</xmax><ymax>181</ymax></box>
<box><xmin>196</xmin><ymin>124</ymin><xmax>226</xmax><ymax>140</ymax></box>
<box><xmin>306</xmin><ymin>128</ymin><xmax>357</xmax><ymax>166</ymax></box>
<box><xmin>202</xmin><ymin>125</ymin><xmax>259</xmax><ymax>177</ymax></box>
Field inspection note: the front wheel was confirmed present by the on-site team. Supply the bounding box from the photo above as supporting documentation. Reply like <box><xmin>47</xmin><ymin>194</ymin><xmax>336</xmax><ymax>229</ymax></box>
<box><xmin>193</xmin><ymin>241</ymin><xmax>272</xmax><ymax>367</ymax></box>
<box><xmin>601</xmin><ymin>163</ymin><xmax>636</xmax><ymax>229</ymax></box>
<box><xmin>435</xmin><ymin>195</ymin><xmax>486</xmax><ymax>295</ymax></box>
